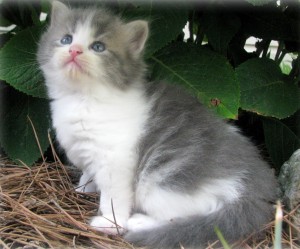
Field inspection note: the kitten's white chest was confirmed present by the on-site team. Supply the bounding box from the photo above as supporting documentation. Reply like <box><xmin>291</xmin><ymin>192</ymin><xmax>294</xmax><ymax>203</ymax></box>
<box><xmin>51</xmin><ymin>85</ymin><xmax>150</xmax><ymax>172</ymax></box>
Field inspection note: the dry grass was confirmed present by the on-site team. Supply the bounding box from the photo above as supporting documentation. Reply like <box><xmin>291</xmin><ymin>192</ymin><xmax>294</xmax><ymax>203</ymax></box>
<box><xmin>0</xmin><ymin>156</ymin><xmax>134</xmax><ymax>249</ymax></box>
<box><xmin>0</xmin><ymin>155</ymin><xmax>299</xmax><ymax>249</ymax></box>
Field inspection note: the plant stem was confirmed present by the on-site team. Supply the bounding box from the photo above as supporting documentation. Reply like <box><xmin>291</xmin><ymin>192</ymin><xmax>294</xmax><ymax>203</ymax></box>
<box><xmin>274</xmin><ymin>201</ymin><xmax>283</xmax><ymax>249</ymax></box>
<box><xmin>214</xmin><ymin>226</ymin><xmax>231</xmax><ymax>249</ymax></box>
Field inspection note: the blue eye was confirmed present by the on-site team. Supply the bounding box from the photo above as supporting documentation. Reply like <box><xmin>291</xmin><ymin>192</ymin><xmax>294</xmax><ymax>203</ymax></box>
<box><xmin>91</xmin><ymin>41</ymin><xmax>105</xmax><ymax>53</ymax></box>
<box><xmin>61</xmin><ymin>35</ymin><xmax>72</xmax><ymax>45</ymax></box>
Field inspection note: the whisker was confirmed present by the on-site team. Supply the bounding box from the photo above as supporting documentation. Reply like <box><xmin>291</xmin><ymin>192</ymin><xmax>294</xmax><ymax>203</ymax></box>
<box><xmin>1</xmin><ymin>63</ymin><xmax>42</xmax><ymax>72</ymax></box>
<box><xmin>13</xmin><ymin>48</ymin><xmax>38</xmax><ymax>56</ymax></box>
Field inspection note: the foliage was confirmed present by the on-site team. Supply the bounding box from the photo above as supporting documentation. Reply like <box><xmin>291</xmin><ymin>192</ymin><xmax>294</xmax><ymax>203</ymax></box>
<box><xmin>0</xmin><ymin>0</ymin><xmax>299</xmax><ymax>167</ymax></box>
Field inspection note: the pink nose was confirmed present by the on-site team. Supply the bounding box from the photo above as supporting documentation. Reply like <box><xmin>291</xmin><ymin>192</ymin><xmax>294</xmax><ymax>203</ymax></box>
<box><xmin>69</xmin><ymin>45</ymin><xmax>83</xmax><ymax>58</ymax></box>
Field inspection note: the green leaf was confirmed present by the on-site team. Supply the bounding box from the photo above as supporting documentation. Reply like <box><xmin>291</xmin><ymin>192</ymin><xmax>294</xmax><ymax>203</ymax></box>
<box><xmin>240</xmin><ymin>7</ymin><xmax>299</xmax><ymax>42</ymax></box>
<box><xmin>263</xmin><ymin>118</ymin><xmax>300</xmax><ymax>169</ymax></box>
<box><xmin>150</xmin><ymin>42</ymin><xmax>239</xmax><ymax>119</ymax></box>
<box><xmin>122</xmin><ymin>2</ymin><xmax>188</xmax><ymax>58</ymax></box>
<box><xmin>0</xmin><ymin>24</ymin><xmax>47</xmax><ymax>98</ymax></box>
<box><xmin>201</xmin><ymin>11</ymin><xmax>241</xmax><ymax>55</ymax></box>
<box><xmin>236</xmin><ymin>58</ymin><xmax>300</xmax><ymax>119</ymax></box>
<box><xmin>0</xmin><ymin>87</ymin><xmax>50</xmax><ymax>166</ymax></box>
<box><xmin>0</xmin><ymin>33</ymin><xmax>13</xmax><ymax>48</ymax></box>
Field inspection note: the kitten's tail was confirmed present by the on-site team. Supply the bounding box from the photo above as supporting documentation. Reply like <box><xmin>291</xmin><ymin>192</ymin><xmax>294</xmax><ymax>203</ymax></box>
<box><xmin>125</xmin><ymin>198</ymin><xmax>274</xmax><ymax>249</ymax></box>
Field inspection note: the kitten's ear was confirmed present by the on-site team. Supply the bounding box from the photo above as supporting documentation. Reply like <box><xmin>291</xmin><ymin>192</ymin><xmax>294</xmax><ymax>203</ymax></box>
<box><xmin>51</xmin><ymin>1</ymin><xmax>69</xmax><ymax>25</ymax></box>
<box><xmin>125</xmin><ymin>20</ymin><xmax>149</xmax><ymax>56</ymax></box>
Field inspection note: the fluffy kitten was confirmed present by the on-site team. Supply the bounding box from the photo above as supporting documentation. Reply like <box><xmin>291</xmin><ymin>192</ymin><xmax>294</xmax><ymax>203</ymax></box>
<box><xmin>38</xmin><ymin>1</ymin><xmax>277</xmax><ymax>249</ymax></box>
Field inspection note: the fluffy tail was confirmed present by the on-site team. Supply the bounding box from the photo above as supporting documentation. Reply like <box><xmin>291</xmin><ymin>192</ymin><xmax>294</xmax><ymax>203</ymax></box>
<box><xmin>125</xmin><ymin>198</ymin><xmax>274</xmax><ymax>249</ymax></box>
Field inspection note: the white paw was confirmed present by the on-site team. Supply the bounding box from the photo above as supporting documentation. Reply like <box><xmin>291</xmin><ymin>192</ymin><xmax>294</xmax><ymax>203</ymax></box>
<box><xmin>126</xmin><ymin>213</ymin><xmax>159</xmax><ymax>232</ymax></box>
<box><xmin>90</xmin><ymin>215</ymin><xmax>126</xmax><ymax>235</ymax></box>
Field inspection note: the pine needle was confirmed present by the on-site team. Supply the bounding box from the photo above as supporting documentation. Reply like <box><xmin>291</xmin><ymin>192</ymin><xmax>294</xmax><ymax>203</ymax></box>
<box><xmin>1</xmin><ymin>156</ymin><xmax>299</xmax><ymax>249</ymax></box>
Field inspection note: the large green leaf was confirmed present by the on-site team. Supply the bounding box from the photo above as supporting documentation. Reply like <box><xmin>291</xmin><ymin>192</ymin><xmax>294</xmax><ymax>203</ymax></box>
<box><xmin>150</xmin><ymin>42</ymin><xmax>239</xmax><ymax>119</ymax></box>
<box><xmin>236</xmin><ymin>58</ymin><xmax>300</xmax><ymax>119</ymax></box>
<box><xmin>122</xmin><ymin>2</ymin><xmax>188</xmax><ymax>58</ymax></box>
<box><xmin>201</xmin><ymin>11</ymin><xmax>241</xmax><ymax>55</ymax></box>
<box><xmin>0</xmin><ymin>25</ymin><xmax>47</xmax><ymax>98</ymax></box>
<box><xmin>263</xmin><ymin>118</ymin><xmax>300</xmax><ymax>169</ymax></box>
<box><xmin>0</xmin><ymin>87</ymin><xmax>50</xmax><ymax>165</ymax></box>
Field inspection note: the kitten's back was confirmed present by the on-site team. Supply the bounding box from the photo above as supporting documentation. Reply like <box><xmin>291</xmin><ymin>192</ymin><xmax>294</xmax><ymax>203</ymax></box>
<box><xmin>127</xmin><ymin>82</ymin><xmax>276</xmax><ymax>249</ymax></box>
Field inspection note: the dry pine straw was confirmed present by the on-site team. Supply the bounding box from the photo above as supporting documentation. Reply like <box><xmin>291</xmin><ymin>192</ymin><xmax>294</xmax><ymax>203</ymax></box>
<box><xmin>0</xmin><ymin>156</ymin><xmax>299</xmax><ymax>249</ymax></box>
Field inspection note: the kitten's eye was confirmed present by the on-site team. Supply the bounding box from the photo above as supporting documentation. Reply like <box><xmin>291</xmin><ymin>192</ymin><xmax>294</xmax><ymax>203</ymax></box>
<box><xmin>61</xmin><ymin>35</ymin><xmax>73</xmax><ymax>45</ymax></box>
<box><xmin>91</xmin><ymin>41</ymin><xmax>105</xmax><ymax>53</ymax></box>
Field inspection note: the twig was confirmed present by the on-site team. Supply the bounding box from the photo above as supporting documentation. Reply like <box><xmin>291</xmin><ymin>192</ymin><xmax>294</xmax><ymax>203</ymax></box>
<box><xmin>111</xmin><ymin>198</ymin><xmax>121</xmax><ymax>236</ymax></box>
<box><xmin>27</xmin><ymin>115</ymin><xmax>45</xmax><ymax>162</ymax></box>
<box><xmin>0</xmin><ymin>239</ymin><xmax>10</xmax><ymax>249</ymax></box>
<box><xmin>50</xmin><ymin>198</ymin><xmax>88</xmax><ymax>231</ymax></box>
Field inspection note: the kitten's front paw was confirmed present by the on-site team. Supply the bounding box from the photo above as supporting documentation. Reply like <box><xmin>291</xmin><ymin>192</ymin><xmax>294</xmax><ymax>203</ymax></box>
<box><xmin>90</xmin><ymin>215</ymin><xmax>125</xmax><ymax>235</ymax></box>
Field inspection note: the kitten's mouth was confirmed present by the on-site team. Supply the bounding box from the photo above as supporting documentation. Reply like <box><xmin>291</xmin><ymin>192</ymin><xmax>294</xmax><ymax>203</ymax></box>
<box><xmin>62</xmin><ymin>58</ymin><xmax>90</xmax><ymax>79</ymax></box>
<box><xmin>64</xmin><ymin>58</ymin><xmax>84</xmax><ymax>71</ymax></box>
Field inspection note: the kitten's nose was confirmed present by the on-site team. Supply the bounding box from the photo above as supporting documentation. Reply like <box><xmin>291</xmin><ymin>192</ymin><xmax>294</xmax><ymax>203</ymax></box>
<box><xmin>69</xmin><ymin>45</ymin><xmax>83</xmax><ymax>58</ymax></box>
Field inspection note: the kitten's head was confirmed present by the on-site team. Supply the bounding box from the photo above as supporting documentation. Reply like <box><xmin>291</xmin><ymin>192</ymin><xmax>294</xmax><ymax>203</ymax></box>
<box><xmin>38</xmin><ymin>1</ymin><xmax>148</xmax><ymax>91</ymax></box>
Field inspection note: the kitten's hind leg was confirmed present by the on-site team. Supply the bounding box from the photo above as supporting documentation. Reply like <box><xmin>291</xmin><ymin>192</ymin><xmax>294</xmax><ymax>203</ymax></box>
<box><xmin>126</xmin><ymin>213</ymin><xmax>165</xmax><ymax>232</ymax></box>
<box><xmin>76</xmin><ymin>171</ymin><xmax>97</xmax><ymax>192</ymax></box>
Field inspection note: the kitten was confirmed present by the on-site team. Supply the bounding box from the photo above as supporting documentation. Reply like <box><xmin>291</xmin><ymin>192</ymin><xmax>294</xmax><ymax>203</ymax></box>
<box><xmin>38</xmin><ymin>1</ymin><xmax>277</xmax><ymax>249</ymax></box>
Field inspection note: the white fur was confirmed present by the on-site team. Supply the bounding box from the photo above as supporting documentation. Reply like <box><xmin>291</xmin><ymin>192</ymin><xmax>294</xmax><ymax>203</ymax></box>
<box><xmin>43</xmin><ymin>22</ymin><xmax>152</xmax><ymax>234</ymax></box>
<box><xmin>124</xmin><ymin>176</ymin><xmax>245</xmax><ymax>232</ymax></box>
<box><xmin>126</xmin><ymin>213</ymin><xmax>166</xmax><ymax>232</ymax></box>
<box><xmin>49</xmin><ymin>86</ymin><xmax>151</xmax><ymax>234</ymax></box>
<box><xmin>134</xmin><ymin>176</ymin><xmax>244</xmax><ymax>223</ymax></box>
